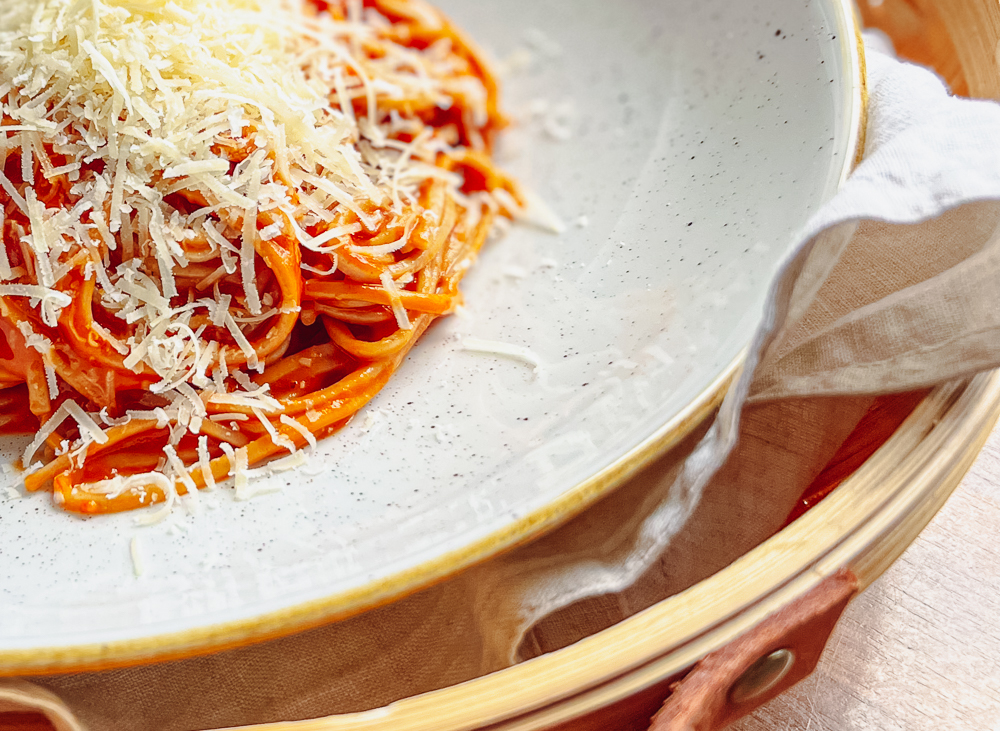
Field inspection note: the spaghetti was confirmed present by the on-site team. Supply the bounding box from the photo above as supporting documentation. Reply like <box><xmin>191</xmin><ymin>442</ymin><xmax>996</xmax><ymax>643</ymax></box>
<box><xmin>0</xmin><ymin>0</ymin><xmax>521</xmax><ymax>514</ymax></box>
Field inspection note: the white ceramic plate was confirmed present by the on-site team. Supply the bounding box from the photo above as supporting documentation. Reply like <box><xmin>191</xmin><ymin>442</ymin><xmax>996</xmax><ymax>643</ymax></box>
<box><xmin>0</xmin><ymin>0</ymin><xmax>863</xmax><ymax>672</ymax></box>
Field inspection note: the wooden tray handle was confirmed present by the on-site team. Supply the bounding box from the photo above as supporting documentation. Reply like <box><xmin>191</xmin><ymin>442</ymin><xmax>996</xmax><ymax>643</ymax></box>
<box><xmin>649</xmin><ymin>569</ymin><xmax>858</xmax><ymax>731</ymax></box>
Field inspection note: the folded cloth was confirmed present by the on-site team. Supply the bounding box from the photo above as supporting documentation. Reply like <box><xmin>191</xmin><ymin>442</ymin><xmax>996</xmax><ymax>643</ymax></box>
<box><xmin>501</xmin><ymin>45</ymin><xmax>1000</xmax><ymax>660</ymax></box>
<box><xmin>8</xmin><ymin>40</ymin><xmax>1000</xmax><ymax>731</ymax></box>
<box><xmin>475</xmin><ymin>46</ymin><xmax>1000</xmax><ymax>662</ymax></box>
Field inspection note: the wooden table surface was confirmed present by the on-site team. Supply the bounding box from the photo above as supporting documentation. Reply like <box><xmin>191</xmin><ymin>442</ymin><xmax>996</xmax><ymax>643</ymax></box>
<box><xmin>732</xmin><ymin>421</ymin><xmax>1000</xmax><ymax>731</ymax></box>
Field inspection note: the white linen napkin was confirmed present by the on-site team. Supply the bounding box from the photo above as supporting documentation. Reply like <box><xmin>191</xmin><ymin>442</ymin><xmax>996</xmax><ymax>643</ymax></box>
<box><xmin>466</xmin><ymin>41</ymin><xmax>1000</xmax><ymax>665</ymax></box>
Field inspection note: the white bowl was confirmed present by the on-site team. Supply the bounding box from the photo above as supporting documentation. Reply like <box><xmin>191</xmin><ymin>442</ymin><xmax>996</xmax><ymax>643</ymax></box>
<box><xmin>0</xmin><ymin>0</ymin><xmax>863</xmax><ymax>672</ymax></box>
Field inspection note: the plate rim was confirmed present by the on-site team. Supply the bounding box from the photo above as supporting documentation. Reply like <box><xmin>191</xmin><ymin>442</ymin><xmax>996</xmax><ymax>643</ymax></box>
<box><xmin>0</xmin><ymin>0</ymin><xmax>868</xmax><ymax>676</ymax></box>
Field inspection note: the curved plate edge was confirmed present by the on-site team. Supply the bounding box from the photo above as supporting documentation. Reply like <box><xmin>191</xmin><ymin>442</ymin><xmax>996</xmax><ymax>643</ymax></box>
<box><xmin>0</xmin><ymin>2</ymin><xmax>869</xmax><ymax>676</ymax></box>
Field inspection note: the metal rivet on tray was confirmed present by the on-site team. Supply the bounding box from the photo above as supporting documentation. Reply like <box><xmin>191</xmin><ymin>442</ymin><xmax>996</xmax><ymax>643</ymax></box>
<box><xmin>730</xmin><ymin>649</ymin><xmax>796</xmax><ymax>705</ymax></box>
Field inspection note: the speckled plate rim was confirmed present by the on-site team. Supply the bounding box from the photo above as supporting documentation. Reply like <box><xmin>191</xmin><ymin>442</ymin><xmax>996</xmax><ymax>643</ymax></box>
<box><xmin>0</xmin><ymin>0</ymin><xmax>867</xmax><ymax>676</ymax></box>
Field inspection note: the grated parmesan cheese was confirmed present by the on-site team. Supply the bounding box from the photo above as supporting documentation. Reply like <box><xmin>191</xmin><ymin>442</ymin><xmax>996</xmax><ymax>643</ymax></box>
<box><xmin>0</xmin><ymin>0</ymin><xmax>482</xmax><ymax>386</ymax></box>
<box><xmin>129</xmin><ymin>536</ymin><xmax>145</xmax><ymax>577</ymax></box>
<box><xmin>0</xmin><ymin>0</ymin><xmax>514</xmax><ymax>512</ymax></box>
<box><xmin>380</xmin><ymin>271</ymin><xmax>412</xmax><ymax>330</ymax></box>
<box><xmin>493</xmin><ymin>187</ymin><xmax>565</xmax><ymax>235</ymax></box>
<box><xmin>252</xmin><ymin>406</ymin><xmax>297</xmax><ymax>453</ymax></box>
<box><xmin>197</xmin><ymin>435</ymin><xmax>217</xmax><ymax>492</ymax></box>
<box><xmin>280</xmin><ymin>414</ymin><xmax>317</xmax><ymax>451</ymax></box>
<box><xmin>461</xmin><ymin>338</ymin><xmax>543</xmax><ymax>377</ymax></box>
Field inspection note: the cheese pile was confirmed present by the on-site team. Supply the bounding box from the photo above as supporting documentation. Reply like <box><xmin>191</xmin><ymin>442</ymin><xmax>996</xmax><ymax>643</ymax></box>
<box><xmin>0</xmin><ymin>0</ymin><xmax>490</xmax><ymax>487</ymax></box>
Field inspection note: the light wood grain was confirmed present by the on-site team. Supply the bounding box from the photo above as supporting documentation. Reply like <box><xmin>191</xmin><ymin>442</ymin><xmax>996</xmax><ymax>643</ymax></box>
<box><xmin>732</xmin><ymin>422</ymin><xmax>1000</xmax><ymax>731</ymax></box>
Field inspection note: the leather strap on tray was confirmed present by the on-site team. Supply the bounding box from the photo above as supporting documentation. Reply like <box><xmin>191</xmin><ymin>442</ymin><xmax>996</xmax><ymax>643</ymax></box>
<box><xmin>649</xmin><ymin>569</ymin><xmax>858</xmax><ymax>731</ymax></box>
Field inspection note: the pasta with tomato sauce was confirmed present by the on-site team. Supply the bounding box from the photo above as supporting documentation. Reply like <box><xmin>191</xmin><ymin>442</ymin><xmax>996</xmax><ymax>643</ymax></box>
<box><xmin>0</xmin><ymin>0</ymin><xmax>521</xmax><ymax>514</ymax></box>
